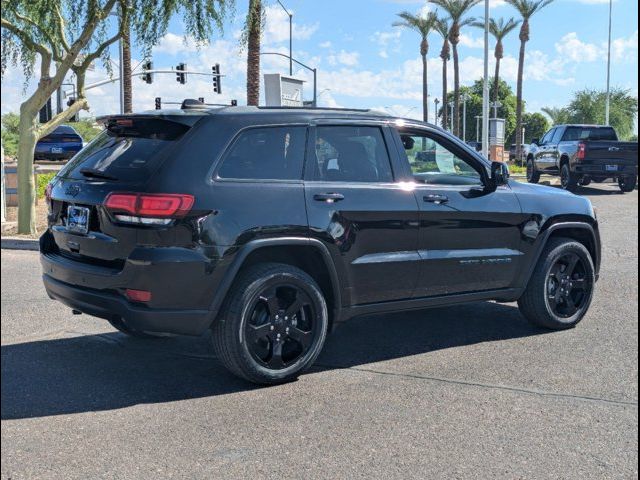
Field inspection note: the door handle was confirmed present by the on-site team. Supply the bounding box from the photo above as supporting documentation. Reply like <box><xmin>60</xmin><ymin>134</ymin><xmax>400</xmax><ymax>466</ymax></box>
<box><xmin>313</xmin><ymin>192</ymin><xmax>345</xmax><ymax>202</ymax></box>
<box><xmin>423</xmin><ymin>194</ymin><xmax>449</xmax><ymax>204</ymax></box>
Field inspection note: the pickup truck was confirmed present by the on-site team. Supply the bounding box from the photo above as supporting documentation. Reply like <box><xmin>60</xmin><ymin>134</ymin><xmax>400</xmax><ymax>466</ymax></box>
<box><xmin>526</xmin><ymin>124</ymin><xmax>638</xmax><ymax>192</ymax></box>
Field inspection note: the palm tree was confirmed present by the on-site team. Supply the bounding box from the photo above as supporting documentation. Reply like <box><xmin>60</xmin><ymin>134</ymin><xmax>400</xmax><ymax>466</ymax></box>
<box><xmin>505</xmin><ymin>0</ymin><xmax>554</xmax><ymax>160</ymax></box>
<box><xmin>541</xmin><ymin>106</ymin><xmax>571</xmax><ymax>126</ymax></box>
<box><xmin>473</xmin><ymin>17</ymin><xmax>520</xmax><ymax>103</ymax></box>
<box><xmin>393</xmin><ymin>11</ymin><xmax>440</xmax><ymax>122</ymax></box>
<box><xmin>435</xmin><ymin>16</ymin><xmax>451</xmax><ymax>129</ymax></box>
<box><xmin>244</xmin><ymin>0</ymin><xmax>263</xmax><ymax>106</ymax></box>
<box><xmin>429</xmin><ymin>0</ymin><xmax>480</xmax><ymax>136</ymax></box>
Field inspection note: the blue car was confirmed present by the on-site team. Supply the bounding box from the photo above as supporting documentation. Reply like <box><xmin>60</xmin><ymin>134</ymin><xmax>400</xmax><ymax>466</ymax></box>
<box><xmin>35</xmin><ymin>125</ymin><xmax>83</xmax><ymax>161</ymax></box>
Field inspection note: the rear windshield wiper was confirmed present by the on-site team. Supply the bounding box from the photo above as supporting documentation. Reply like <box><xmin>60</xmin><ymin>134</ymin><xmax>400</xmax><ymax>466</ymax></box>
<box><xmin>79</xmin><ymin>168</ymin><xmax>118</xmax><ymax>181</ymax></box>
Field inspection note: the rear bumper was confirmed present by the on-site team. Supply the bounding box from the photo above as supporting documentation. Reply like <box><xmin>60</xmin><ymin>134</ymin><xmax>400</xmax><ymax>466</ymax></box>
<box><xmin>575</xmin><ymin>164</ymin><xmax>638</xmax><ymax>176</ymax></box>
<box><xmin>34</xmin><ymin>145</ymin><xmax>81</xmax><ymax>160</ymax></box>
<box><xmin>42</xmin><ymin>273</ymin><xmax>213</xmax><ymax>336</ymax></box>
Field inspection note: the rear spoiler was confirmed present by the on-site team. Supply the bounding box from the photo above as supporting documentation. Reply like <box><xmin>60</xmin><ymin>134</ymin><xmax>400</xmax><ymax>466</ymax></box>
<box><xmin>96</xmin><ymin>112</ymin><xmax>204</xmax><ymax>128</ymax></box>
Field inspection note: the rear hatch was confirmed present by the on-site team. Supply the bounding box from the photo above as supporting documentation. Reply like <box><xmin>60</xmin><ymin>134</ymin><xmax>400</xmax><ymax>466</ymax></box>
<box><xmin>45</xmin><ymin>113</ymin><xmax>203</xmax><ymax>268</ymax></box>
<box><xmin>38</xmin><ymin>125</ymin><xmax>83</xmax><ymax>144</ymax></box>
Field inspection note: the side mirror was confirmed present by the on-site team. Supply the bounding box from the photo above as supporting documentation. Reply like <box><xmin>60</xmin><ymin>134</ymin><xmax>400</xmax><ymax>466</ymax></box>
<box><xmin>487</xmin><ymin>161</ymin><xmax>510</xmax><ymax>192</ymax></box>
<box><xmin>531</xmin><ymin>138</ymin><xmax>539</xmax><ymax>146</ymax></box>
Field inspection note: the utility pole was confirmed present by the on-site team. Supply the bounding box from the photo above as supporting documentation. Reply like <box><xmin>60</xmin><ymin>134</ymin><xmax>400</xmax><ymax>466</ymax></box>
<box><xmin>434</xmin><ymin>98</ymin><xmax>440</xmax><ymax>125</ymax></box>
<box><xmin>448</xmin><ymin>102</ymin><xmax>454</xmax><ymax>132</ymax></box>
<box><xmin>475</xmin><ymin>115</ymin><xmax>482</xmax><ymax>142</ymax></box>
<box><xmin>462</xmin><ymin>93</ymin><xmax>470</xmax><ymax>141</ymax></box>
<box><xmin>605</xmin><ymin>0</ymin><xmax>613</xmax><ymax>125</ymax></box>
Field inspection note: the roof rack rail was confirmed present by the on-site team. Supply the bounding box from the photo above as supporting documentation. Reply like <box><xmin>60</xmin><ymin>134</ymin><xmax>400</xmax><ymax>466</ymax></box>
<box><xmin>256</xmin><ymin>106</ymin><xmax>372</xmax><ymax>112</ymax></box>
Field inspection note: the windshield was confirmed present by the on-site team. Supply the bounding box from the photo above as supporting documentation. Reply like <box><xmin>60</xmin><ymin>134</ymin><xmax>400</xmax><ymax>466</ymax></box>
<box><xmin>58</xmin><ymin>118</ymin><xmax>190</xmax><ymax>183</ymax></box>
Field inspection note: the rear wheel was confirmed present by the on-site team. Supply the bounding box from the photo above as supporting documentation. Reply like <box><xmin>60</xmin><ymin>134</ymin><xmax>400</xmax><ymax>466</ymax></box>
<box><xmin>526</xmin><ymin>159</ymin><xmax>540</xmax><ymax>184</ymax></box>
<box><xmin>579</xmin><ymin>176</ymin><xmax>591</xmax><ymax>186</ymax></box>
<box><xmin>560</xmin><ymin>163</ymin><xmax>578</xmax><ymax>191</ymax></box>
<box><xmin>518</xmin><ymin>238</ymin><xmax>595</xmax><ymax>330</ymax></box>
<box><xmin>618</xmin><ymin>175</ymin><xmax>637</xmax><ymax>193</ymax></box>
<box><xmin>212</xmin><ymin>263</ymin><xmax>328</xmax><ymax>384</ymax></box>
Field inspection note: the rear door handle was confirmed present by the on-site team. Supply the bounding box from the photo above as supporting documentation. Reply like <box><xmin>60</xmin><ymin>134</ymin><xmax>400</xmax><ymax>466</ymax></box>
<box><xmin>423</xmin><ymin>194</ymin><xmax>449</xmax><ymax>205</ymax></box>
<box><xmin>313</xmin><ymin>192</ymin><xmax>345</xmax><ymax>202</ymax></box>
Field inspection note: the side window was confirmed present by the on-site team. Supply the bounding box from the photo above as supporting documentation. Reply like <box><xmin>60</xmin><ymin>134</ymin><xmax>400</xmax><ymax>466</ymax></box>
<box><xmin>550</xmin><ymin>128</ymin><xmax>564</xmax><ymax>144</ymax></box>
<box><xmin>309</xmin><ymin>126</ymin><xmax>394</xmax><ymax>182</ymax></box>
<box><xmin>398</xmin><ymin>131</ymin><xmax>482</xmax><ymax>186</ymax></box>
<box><xmin>540</xmin><ymin>128</ymin><xmax>555</xmax><ymax>145</ymax></box>
<box><xmin>217</xmin><ymin>126</ymin><xmax>306</xmax><ymax>180</ymax></box>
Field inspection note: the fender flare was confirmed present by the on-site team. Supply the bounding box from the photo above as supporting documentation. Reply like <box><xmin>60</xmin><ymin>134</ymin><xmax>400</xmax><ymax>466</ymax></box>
<box><xmin>520</xmin><ymin>221</ymin><xmax>601</xmax><ymax>289</ymax></box>
<box><xmin>207</xmin><ymin>237</ymin><xmax>342</xmax><ymax>325</ymax></box>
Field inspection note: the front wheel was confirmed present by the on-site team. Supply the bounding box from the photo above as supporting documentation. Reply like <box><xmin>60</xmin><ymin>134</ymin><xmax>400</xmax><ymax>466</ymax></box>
<box><xmin>518</xmin><ymin>238</ymin><xmax>595</xmax><ymax>330</ymax></box>
<box><xmin>212</xmin><ymin>263</ymin><xmax>329</xmax><ymax>385</ymax></box>
<box><xmin>527</xmin><ymin>159</ymin><xmax>540</xmax><ymax>184</ymax></box>
<box><xmin>618</xmin><ymin>175</ymin><xmax>637</xmax><ymax>193</ymax></box>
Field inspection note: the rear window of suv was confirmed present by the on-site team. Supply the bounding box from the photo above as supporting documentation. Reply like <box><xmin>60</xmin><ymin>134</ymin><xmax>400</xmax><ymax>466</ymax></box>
<box><xmin>59</xmin><ymin>118</ymin><xmax>190</xmax><ymax>183</ymax></box>
<box><xmin>562</xmin><ymin>127</ymin><xmax>618</xmax><ymax>142</ymax></box>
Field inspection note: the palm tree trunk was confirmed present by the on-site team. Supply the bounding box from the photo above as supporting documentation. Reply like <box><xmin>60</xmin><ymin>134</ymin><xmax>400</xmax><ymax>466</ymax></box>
<box><xmin>452</xmin><ymin>42</ymin><xmax>460</xmax><ymax>137</ymax></box>
<box><xmin>122</xmin><ymin>17</ymin><xmax>133</xmax><ymax>113</ymax></box>
<box><xmin>422</xmin><ymin>53</ymin><xmax>429</xmax><ymax>123</ymax></box>
<box><xmin>441</xmin><ymin>58</ymin><xmax>448</xmax><ymax>129</ymax></box>
<box><xmin>515</xmin><ymin>37</ymin><xmax>526</xmax><ymax>161</ymax></box>
<box><xmin>246</xmin><ymin>0</ymin><xmax>262</xmax><ymax>106</ymax></box>
<box><xmin>493</xmin><ymin>57</ymin><xmax>500</xmax><ymax>105</ymax></box>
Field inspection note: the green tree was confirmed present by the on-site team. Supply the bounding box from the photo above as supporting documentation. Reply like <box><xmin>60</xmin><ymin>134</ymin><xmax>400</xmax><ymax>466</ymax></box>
<box><xmin>504</xmin><ymin>0</ymin><xmax>554</xmax><ymax>161</ymax></box>
<box><xmin>473</xmin><ymin>17</ymin><xmax>520</xmax><ymax>103</ymax></box>
<box><xmin>522</xmin><ymin>112</ymin><xmax>549</xmax><ymax>143</ymax></box>
<box><xmin>429</xmin><ymin>0</ymin><xmax>480</xmax><ymax>137</ymax></box>
<box><xmin>567</xmin><ymin>88</ymin><xmax>638</xmax><ymax>140</ymax></box>
<box><xmin>1</xmin><ymin>0</ymin><xmax>231</xmax><ymax>234</ymax></box>
<box><xmin>393</xmin><ymin>10</ymin><xmax>440</xmax><ymax>123</ymax></box>
<box><xmin>1</xmin><ymin>112</ymin><xmax>20</xmax><ymax>158</ymax></box>
<box><xmin>541</xmin><ymin>106</ymin><xmax>571</xmax><ymax>125</ymax></box>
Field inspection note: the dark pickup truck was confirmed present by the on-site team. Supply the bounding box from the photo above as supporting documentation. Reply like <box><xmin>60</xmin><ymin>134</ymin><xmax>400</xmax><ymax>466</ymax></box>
<box><xmin>526</xmin><ymin>124</ymin><xmax>638</xmax><ymax>192</ymax></box>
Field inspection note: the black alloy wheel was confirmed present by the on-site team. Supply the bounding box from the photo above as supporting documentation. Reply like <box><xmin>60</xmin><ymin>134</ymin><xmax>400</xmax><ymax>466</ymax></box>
<box><xmin>545</xmin><ymin>252</ymin><xmax>592</xmax><ymax>319</ymax></box>
<box><xmin>245</xmin><ymin>284</ymin><xmax>318</xmax><ymax>370</ymax></box>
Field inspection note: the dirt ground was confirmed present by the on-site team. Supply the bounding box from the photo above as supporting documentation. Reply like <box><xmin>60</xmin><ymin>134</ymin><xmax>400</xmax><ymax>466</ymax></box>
<box><xmin>3</xmin><ymin>202</ymin><xmax>49</xmax><ymax>238</ymax></box>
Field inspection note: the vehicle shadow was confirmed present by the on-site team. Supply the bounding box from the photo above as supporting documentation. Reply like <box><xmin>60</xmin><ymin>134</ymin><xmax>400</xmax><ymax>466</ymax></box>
<box><xmin>2</xmin><ymin>302</ymin><xmax>548</xmax><ymax>420</ymax></box>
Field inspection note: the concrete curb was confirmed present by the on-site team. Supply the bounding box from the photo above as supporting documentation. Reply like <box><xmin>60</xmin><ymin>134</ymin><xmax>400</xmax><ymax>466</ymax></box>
<box><xmin>1</xmin><ymin>236</ymin><xmax>39</xmax><ymax>251</ymax></box>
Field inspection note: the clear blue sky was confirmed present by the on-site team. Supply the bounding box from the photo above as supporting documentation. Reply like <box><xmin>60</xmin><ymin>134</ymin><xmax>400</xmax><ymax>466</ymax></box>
<box><xmin>1</xmin><ymin>0</ymin><xmax>637</xmax><ymax>128</ymax></box>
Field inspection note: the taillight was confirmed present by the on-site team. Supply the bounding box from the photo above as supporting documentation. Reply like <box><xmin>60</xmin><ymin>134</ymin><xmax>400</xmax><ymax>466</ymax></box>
<box><xmin>104</xmin><ymin>192</ymin><xmax>194</xmax><ymax>225</ymax></box>
<box><xmin>576</xmin><ymin>142</ymin><xmax>586</xmax><ymax>161</ymax></box>
<box><xmin>125</xmin><ymin>289</ymin><xmax>152</xmax><ymax>303</ymax></box>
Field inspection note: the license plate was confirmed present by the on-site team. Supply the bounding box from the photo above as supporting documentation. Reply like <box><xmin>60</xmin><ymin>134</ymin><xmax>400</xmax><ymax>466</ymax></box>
<box><xmin>67</xmin><ymin>206</ymin><xmax>90</xmax><ymax>234</ymax></box>
<box><xmin>605</xmin><ymin>165</ymin><xmax>619</xmax><ymax>172</ymax></box>
<box><xmin>51</xmin><ymin>147</ymin><xmax>63</xmax><ymax>154</ymax></box>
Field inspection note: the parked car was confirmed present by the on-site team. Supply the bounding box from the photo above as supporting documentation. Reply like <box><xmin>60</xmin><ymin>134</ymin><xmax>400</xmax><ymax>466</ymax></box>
<box><xmin>509</xmin><ymin>143</ymin><xmax>530</xmax><ymax>163</ymax></box>
<box><xmin>41</xmin><ymin>103</ymin><xmax>601</xmax><ymax>384</ymax></box>
<box><xmin>34</xmin><ymin>125</ymin><xmax>83</xmax><ymax>161</ymax></box>
<box><xmin>526</xmin><ymin>124</ymin><xmax>638</xmax><ymax>192</ymax></box>
<box><xmin>466</xmin><ymin>141</ymin><xmax>482</xmax><ymax>152</ymax></box>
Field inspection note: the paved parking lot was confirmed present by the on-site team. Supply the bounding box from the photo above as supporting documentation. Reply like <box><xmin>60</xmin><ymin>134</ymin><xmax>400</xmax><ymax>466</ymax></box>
<box><xmin>1</xmin><ymin>183</ymin><xmax>637</xmax><ymax>479</ymax></box>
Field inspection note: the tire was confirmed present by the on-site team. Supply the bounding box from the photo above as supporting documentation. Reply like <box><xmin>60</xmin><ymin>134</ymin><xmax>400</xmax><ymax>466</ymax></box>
<box><xmin>518</xmin><ymin>237</ymin><xmax>595</xmax><ymax>330</ymax></box>
<box><xmin>560</xmin><ymin>163</ymin><xmax>578</xmax><ymax>191</ymax></box>
<box><xmin>618</xmin><ymin>175</ymin><xmax>637</xmax><ymax>193</ymax></box>
<box><xmin>526</xmin><ymin>158</ymin><xmax>540</xmax><ymax>184</ymax></box>
<box><xmin>212</xmin><ymin>263</ymin><xmax>329</xmax><ymax>385</ymax></box>
<box><xmin>107</xmin><ymin>317</ymin><xmax>167</xmax><ymax>338</ymax></box>
<box><xmin>579</xmin><ymin>177</ymin><xmax>591</xmax><ymax>186</ymax></box>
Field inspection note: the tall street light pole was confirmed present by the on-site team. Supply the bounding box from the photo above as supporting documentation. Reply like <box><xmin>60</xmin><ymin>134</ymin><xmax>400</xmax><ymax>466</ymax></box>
<box><xmin>475</xmin><ymin>115</ymin><xmax>482</xmax><ymax>142</ymax></box>
<box><xmin>605</xmin><ymin>0</ymin><xmax>612</xmax><ymax>125</ymax></box>
<box><xmin>462</xmin><ymin>93</ymin><xmax>470</xmax><ymax>141</ymax></box>
<box><xmin>482</xmin><ymin>0</ymin><xmax>490</xmax><ymax>157</ymax></box>
<box><xmin>261</xmin><ymin>52</ymin><xmax>317</xmax><ymax>106</ymax></box>
<box><xmin>277</xmin><ymin>0</ymin><xmax>293</xmax><ymax>76</ymax></box>
<box><xmin>434</xmin><ymin>98</ymin><xmax>440</xmax><ymax>125</ymax></box>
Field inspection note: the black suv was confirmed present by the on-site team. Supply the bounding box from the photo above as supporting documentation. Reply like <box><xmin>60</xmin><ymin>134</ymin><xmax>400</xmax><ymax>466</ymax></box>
<box><xmin>41</xmin><ymin>105</ymin><xmax>601</xmax><ymax>384</ymax></box>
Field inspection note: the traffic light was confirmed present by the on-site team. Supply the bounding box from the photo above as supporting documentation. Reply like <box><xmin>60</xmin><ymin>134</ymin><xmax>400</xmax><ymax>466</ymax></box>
<box><xmin>176</xmin><ymin>63</ymin><xmax>186</xmax><ymax>84</ymax></box>
<box><xmin>142</xmin><ymin>60</ymin><xmax>153</xmax><ymax>84</ymax></box>
<box><xmin>155</xmin><ymin>97</ymin><xmax>161</xmax><ymax>110</ymax></box>
<box><xmin>39</xmin><ymin>97</ymin><xmax>52</xmax><ymax>123</ymax></box>
<box><xmin>212</xmin><ymin>64</ymin><xmax>221</xmax><ymax>94</ymax></box>
<box><xmin>231</xmin><ymin>99</ymin><xmax>238</xmax><ymax>106</ymax></box>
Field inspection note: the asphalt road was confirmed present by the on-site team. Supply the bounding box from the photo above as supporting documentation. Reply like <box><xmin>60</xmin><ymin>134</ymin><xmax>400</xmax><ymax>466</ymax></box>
<box><xmin>1</xmin><ymin>183</ymin><xmax>638</xmax><ymax>479</ymax></box>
